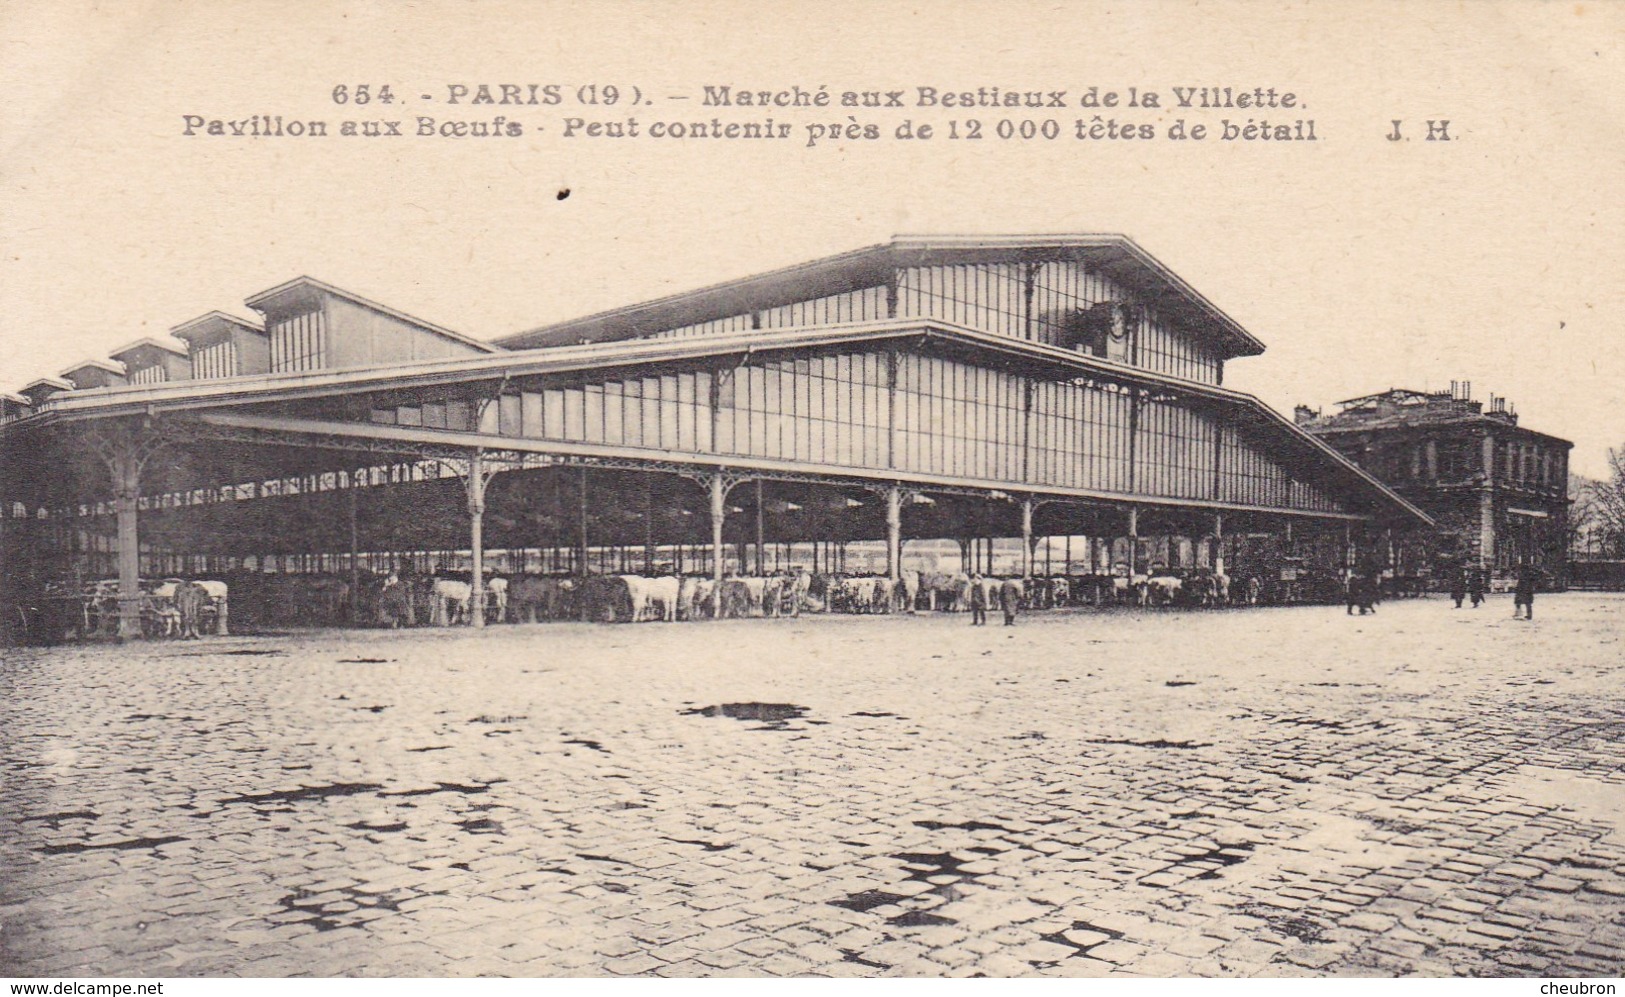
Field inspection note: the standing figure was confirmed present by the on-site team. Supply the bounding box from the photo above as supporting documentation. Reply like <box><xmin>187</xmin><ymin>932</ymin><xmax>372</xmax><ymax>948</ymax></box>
<box><xmin>1514</xmin><ymin>561</ymin><xmax>1538</xmax><ymax>620</ymax></box>
<box><xmin>1468</xmin><ymin>568</ymin><xmax>1485</xmax><ymax>608</ymax></box>
<box><xmin>999</xmin><ymin>578</ymin><xmax>1023</xmax><ymax>626</ymax></box>
<box><xmin>1450</xmin><ymin>569</ymin><xmax>1466</xmax><ymax>609</ymax></box>
<box><xmin>969</xmin><ymin>573</ymin><xmax>988</xmax><ymax>626</ymax></box>
<box><xmin>1345</xmin><ymin>572</ymin><xmax>1378</xmax><ymax>616</ymax></box>
<box><xmin>377</xmin><ymin>573</ymin><xmax>415</xmax><ymax>627</ymax></box>
<box><xmin>173</xmin><ymin>580</ymin><xmax>208</xmax><ymax>640</ymax></box>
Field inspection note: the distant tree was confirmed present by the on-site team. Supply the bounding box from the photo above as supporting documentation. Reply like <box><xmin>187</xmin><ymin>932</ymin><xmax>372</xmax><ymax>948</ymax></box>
<box><xmin>1593</xmin><ymin>445</ymin><xmax>1625</xmax><ymax>557</ymax></box>
<box><xmin>1569</xmin><ymin>472</ymin><xmax>1599</xmax><ymax>556</ymax></box>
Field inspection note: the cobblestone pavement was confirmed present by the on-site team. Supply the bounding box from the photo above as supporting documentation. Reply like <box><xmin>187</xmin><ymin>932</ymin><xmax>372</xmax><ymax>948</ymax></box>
<box><xmin>3</xmin><ymin>593</ymin><xmax>1623</xmax><ymax>978</ymax></box>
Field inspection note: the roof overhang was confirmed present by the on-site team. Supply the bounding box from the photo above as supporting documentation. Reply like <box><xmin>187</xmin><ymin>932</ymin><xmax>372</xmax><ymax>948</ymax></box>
<box><xmin>3</xmin><ymin>318</ymin><xmax>1427</xmax><ymax>527</ymax></box>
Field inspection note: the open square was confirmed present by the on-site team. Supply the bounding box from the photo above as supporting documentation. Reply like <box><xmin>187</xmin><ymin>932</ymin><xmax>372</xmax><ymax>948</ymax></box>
<box><xmin>3</xmin><ymin>594</ymin><xmax>1622</xmax><ymax>977</ymax></box>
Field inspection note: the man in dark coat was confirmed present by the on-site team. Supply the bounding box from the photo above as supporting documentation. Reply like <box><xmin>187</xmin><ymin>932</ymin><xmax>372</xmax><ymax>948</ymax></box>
<box><xmin>1514</xmin><ymin>562</ymin><xmax>1539</xmax><ymax>620</ymax></box>
<box><xmin>1345</xmin><ymin>572</ymin><xmax>1377</xmax><ymax>615</ymax></box>
<box><xmin>999</xmin><ymin>578</ymin><xmax>1024</xmax><ymax>626</ymax></box>
<box><xmin>969</xmin><ymin>574</ymin><xmax>988</xmax><ymax>626</ymax></box>
<box><xmin>1468</xmin><ymin>568</ymin><xmax>1486</xmax><ymax>608</ymax></box>
<box><xmin>1450</xmin><ymin>568</ymin><xmax>1467</xmax><ymax>609</ymax></box>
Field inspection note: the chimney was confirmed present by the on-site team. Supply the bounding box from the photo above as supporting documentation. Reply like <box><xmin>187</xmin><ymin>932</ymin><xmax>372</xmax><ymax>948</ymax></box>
<box><xmin>1294</xmin><ymin>404</ymin><xmax>1319</xmax><ymax>425</ymax></box>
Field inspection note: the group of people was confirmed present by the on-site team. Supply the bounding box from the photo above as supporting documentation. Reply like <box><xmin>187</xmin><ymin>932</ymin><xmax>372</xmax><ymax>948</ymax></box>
<box><xmin>968</xmin><ymin>574</ymin><xmax>1024</xmax><ymax>626</ymax></box>
<box><xmin>1450</xmin><ymin>563</ymin><xmax>1542</xmax><ymax>620</ymax></box>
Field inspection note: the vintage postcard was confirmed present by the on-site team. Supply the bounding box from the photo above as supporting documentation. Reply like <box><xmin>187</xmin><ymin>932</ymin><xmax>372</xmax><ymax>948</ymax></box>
<box><xmin>2</xmin><ymin>0</ymin><xmax>1622</xmax><ymax>984</ymax></box>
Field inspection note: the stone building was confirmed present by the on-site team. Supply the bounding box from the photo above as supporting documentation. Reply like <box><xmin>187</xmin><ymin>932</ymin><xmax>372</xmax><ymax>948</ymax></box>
<box><xmin>1296</xmin><ymin>384</ymin><xmax>1571</xmax><ymax>588</ymax></box>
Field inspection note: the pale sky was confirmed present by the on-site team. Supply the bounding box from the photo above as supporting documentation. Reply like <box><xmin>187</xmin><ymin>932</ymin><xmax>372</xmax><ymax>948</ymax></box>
<box><xmin>3</xmin><ymin>0</ymin><xmax>1621</xmax><ymax>477</ymax></box>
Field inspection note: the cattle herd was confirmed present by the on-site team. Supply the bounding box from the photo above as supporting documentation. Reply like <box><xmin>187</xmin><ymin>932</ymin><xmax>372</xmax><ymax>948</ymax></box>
<box><xmin>8</xmin><ymin>559</ymin><xmax>1403</xmax><ymax>643</ymax></box>
<box><xmin>20</xmin><ymin>562</ymin><xmax>1393</xmax><ymax>640</ymax></box>
<box><xmin>191</xmin><ymin>565</ymin><xmax>1299</xmax><ymax>631</ymax></box>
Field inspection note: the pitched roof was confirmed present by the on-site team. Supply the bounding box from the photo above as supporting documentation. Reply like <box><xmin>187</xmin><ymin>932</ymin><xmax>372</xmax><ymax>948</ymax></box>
<box><xmin>109</xmin><ymin>336</ymin><xmax>188</xmax><ymax>360</ymax></box>
<box><xmin>496</xmin><ymin>234</ymin><xmax>1266</xmax><ymax>358</ymax></box>
<box><xmin>170</xmin><ymin>310</ymin><xmax>265</xmax><ymax>343</ymax></box>
<box><xmin>60</xmin><ymin>358</ymin><xmax>126</xmax><ymax>377</ymax></box>
<box><xmin>245</xmin><ymin>276</ymin><xmax>498</xmax><ymax>354</ymax></box>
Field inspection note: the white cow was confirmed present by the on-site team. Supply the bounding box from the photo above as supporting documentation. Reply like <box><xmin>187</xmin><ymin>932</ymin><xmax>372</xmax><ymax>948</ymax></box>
<box><xmin>431</xmin><ymin>579</ymin><xmax>472</xmax><ymax>625</ymax></box>
<box><xmin>638</xmin><ymin>576</ymin><xmax>681</xmax><ymax>622</ymax></box>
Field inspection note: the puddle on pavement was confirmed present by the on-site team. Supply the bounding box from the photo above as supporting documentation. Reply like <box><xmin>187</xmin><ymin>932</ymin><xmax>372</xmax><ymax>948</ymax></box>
<box><xmin>886</xmin><ymin>909</ymin><xmax>956</xmax><ymax>927</ymax></box>
<box><xmin>828</xmin><ymin>889</ymin><xmax>908</xmax><ymax>913</ymax></box>
<box><xmin>17</xmin><ymin>810</ymin><xmax>99</xmax><ymax>829</ymax></box>
<box><xmin>380</xmin><ymin>782</ymin><xmax>493</xmax><ymax>798</ymax></box>
<box><xmin>563</xmin><ymin>738</ymin><xmax>610</xmax><ymax>753</ymax></box>
<box><xmin>1238</xmin><ymin>903</ymin><xmax>1328</xmax><ymax>943</ymax></box>
<box><xmin>840</xmin><ymin>949</ymin><xmax>890</xmax><ymax>970</ymax></box>
<box><xmin>338</xmin><ymin>658</ymin><xmax>394</xmax><ymax>664</ymax></box>
<box><xmin>661</xmin><ymin>836</ymin><xmax>734</xmax><ymax>852</ymax></box>
<box><xmin>1363</xmin><ymin>814</ymin><xmax>1427</xmax><ymax>836</ymax></box>
<box><xmin>219</xmin><ymin>782</ymin><xmax>384</xmax><ymax>807</ymax></box>
<box><xmin>849</xmin><ymin>711</ymin><xmax>904</xmax><ymax>719</ymax></box>
<box><xmin>455</xmin><ymin>817</ymin><xmax>502</xmax><ymax>835</ymax></box>
<box><xmin>1087</xmin><ymin>737</ymin><xmax>1213</xmax><ymax>750</ymax></box>
<box><xmin>849</xmin><ymin>849</ymin><xmax>993</xmax><ymax>924</ymax></box>
<box><xmin>1151</xmin><ymin>842</ymin><xmax>1255</xmax><ymax>881</ymax></box>
<box><xmin>39</xmin><ymin>834</ymin><xmax>186</xmax><ymax>855</ymax></box>
<box><xmin>896</xmin><ymin>850</ymin><xmax>983</xmax><ymax>886</ymax></box>
<box><xmin>275</xmin><ymin>884</ymin><xmax>407</xmax><ymax>932</ymax></box>
<box><xmin>680</xmin><ymin>703</ymin><xmax>810</xmax><ymax>730</ymax></box>
<box><xmin>1034</xmin><ymin>918</ymin><xmax>1126</xmax><ymax>966</ymax></box>
<box><xmin>914</xmin><ymin>819</ymin><xmax>1010</xmax><ymax>832</ymax></box>
<box><xmin>1267</xmin><ymin>715</ymin><xmax>1353</xmax><ymax>733</ymax></box>
<box><xmin>344</xmin><ymin>820</ymin><xmax>408</xmax><ymax>833</ymax></box>
<box><xmin>1165</xmin><ymin>680</ymin><xmax>1197</xmax><ymax>687</ymax></box>
<box><xmin>181</xmin><ymin>649</ymin><xmax>285</xmax><ymax>657</ymax></box>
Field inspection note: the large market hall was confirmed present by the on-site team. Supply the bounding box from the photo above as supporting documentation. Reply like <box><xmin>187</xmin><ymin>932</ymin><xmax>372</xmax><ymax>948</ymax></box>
<box><xmin>0</xmin><ymin>235</ymin><xmax>1431</xmax><ymax>639</ymax></box>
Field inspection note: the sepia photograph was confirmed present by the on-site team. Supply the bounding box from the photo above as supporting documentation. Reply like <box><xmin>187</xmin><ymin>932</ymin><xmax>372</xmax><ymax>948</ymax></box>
<box><xmin>2</xmin><ymin>0</ymin><xmax>1622</xmax><ymax>985</ymax></box>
